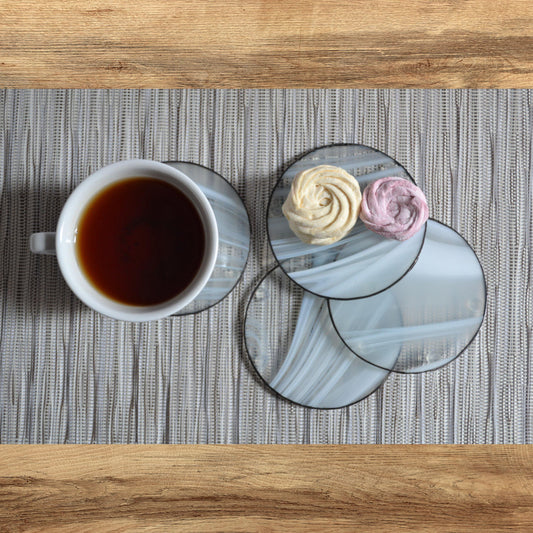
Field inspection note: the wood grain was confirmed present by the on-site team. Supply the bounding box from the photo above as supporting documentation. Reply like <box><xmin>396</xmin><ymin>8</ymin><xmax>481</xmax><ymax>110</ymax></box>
<box><xmin>0</xmin><ymin>445</ymin><xmax>532</xmax><ymax>531</ymax></box>
<box><xmin>1</xmin><ymin>0</ymin><xmax>532</xmax><ymax>88</ymax></box>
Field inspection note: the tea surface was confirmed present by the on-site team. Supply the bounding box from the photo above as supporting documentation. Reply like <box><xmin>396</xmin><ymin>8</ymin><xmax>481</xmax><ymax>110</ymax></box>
<box><xmin>76</xmin><ymin>177</ymin><xmax>205</xmax><ymax>306</ymax></box>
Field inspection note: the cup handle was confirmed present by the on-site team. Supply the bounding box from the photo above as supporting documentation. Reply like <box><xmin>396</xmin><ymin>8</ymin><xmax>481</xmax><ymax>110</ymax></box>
<box><xmin>30</xmin><ymin>232</ymin><xmax>56</xmax><ymax>255</ymax></box>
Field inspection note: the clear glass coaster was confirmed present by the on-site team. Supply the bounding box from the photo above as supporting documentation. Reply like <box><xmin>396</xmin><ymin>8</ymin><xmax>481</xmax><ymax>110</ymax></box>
<box><xmin>267</xmin><ymin>144</ymin><xmax>427</xmax><ymax>300</ymax></box>
<box><xmin>329</xmin><ymin>220</ymin><xmax>486</xmax><ymax>373</ymax></box>
<box><xmin>244</xmin><ymin>267</ymin><xmax>391</xmax><ymax>409</ymax></box>
<box><xmin>164</xmin><ymin>162</ymin><xmax>250</xmax><ymax>316</ymax></box>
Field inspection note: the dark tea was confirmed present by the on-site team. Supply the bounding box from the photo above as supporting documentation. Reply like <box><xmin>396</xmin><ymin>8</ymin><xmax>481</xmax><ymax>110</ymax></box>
<box><xmin>76</xmin><ymin>177</ymin><xmax>206</xmax><ymax>306</ymax></box>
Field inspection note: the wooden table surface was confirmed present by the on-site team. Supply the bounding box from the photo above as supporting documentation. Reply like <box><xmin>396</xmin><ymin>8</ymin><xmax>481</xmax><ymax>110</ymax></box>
<box><xmin>2</xmin><ymin>2</ymin><xmax>532</xmax><ymax>531</ymax></box>
<box><xmin>0</xmin><ymin>445</ymin><xmax>531</xmax><ymax>531</ymax></box>
<box><xmin>1</xmin><ymin>0</ymin><xmax>532</xmax><ymax>87</ymax></box>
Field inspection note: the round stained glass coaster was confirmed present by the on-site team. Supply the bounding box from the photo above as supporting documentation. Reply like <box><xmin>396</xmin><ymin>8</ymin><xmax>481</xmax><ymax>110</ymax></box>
<box><xmin>329</xmin><ymin>220</ymin><xmax>486</xmax><ymax>373</ymax></box>
<box><xmin>244</xmin><ymin>267</ymin><xmax>392</xmax><ymax>409</ymax></box>
<box><xmin>164</xmin><ymin>162</ymin><xmax>251</xmax><ymax>316</ymax></box>
<box><xmin>267</xmin><ymin>144</ymin><xmax>427</xmax><ymax>300</ymax></box>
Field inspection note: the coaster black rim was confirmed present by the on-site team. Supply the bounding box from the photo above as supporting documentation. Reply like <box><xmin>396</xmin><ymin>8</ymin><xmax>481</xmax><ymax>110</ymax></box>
<box><xmin>243</xmin><ymin>265</ymin><xmax>393</xmax><ymax>410</ymax></box>
<box><xmin>327</xmin><ymin>218</ymin><xmax>488</xmax><ymax>374</ymax></box>
<box><xmin>266</xmin><ymin>143</ymin><xmax>427</xmax><ymax>302</ymax></box>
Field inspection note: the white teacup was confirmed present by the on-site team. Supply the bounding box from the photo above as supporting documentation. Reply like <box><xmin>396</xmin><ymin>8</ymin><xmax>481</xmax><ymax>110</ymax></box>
<box><xmin>30</xmin><ymin>159</ymin><xmax>218</xmax><ymax>321</ymax></box>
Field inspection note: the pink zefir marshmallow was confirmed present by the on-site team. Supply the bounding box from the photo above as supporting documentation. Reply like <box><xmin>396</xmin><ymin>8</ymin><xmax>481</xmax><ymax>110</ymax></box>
<box><xmin>360</xmin><ymin>177</ymin><xmax>428</xmax><ymax>241</ymax></box>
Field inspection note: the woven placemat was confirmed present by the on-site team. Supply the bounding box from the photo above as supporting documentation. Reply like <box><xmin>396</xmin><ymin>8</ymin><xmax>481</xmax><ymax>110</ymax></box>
<box><xmin>0</xmin><ymin>89</ymin><xmax>530</xmax><ymax>443</ymax></box>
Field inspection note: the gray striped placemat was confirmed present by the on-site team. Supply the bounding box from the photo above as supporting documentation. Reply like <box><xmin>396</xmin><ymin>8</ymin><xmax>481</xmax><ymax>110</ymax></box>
<box><xmin>0</xmin><ymin>89</ymin><xmax>530</xmax><ymax>443</ymax></box>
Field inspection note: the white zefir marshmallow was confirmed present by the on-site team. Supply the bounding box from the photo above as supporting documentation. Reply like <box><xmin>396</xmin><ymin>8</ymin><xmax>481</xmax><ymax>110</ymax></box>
<box><xmin>282</xmin><ymin>165</ymin><xmax>362</xmax><ymax>245</ymax></box>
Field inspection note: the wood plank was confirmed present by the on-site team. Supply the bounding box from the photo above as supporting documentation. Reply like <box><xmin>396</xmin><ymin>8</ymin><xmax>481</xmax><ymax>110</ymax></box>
<box><xmin>0</xmin><ymin>445</ymin><xmax>532</xmax><ymax>531</ymax></box>
<box><xmin>1</xmin><ymin>0</ymin><xmax>532</xmax><ymax>88</ymax></box>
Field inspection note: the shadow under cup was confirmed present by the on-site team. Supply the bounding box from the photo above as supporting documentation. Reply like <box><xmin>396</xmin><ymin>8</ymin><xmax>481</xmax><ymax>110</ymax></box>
<box><xmin>45</xmin><ymin>160</ymin><xmax>218</xmax><ymax>321</ymax></box>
